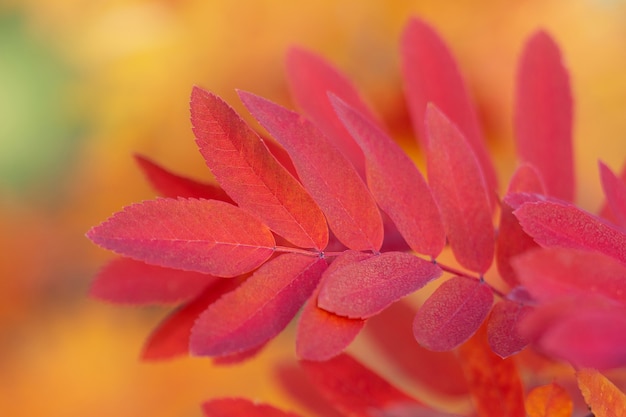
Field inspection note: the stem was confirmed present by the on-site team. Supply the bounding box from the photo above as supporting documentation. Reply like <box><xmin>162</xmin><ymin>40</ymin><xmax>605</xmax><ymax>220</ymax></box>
<box><xmin>433</xmin><ymin>259</ymin><xmax>507</xmax><ymax>298</ymax></box>
<box><xmin>273</xmin><ymin>246</ymin><xmax>320</xmax><ymax>257</ymax></box>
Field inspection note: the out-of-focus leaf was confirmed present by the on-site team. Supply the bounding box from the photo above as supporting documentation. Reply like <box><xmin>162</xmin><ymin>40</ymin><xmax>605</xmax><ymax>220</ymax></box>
<box><xmin>599</xmin><ymin>162</ymin><xmax>626</xmax><ymax>223</ymax></box>
<box><xmin>425</xmin><ymin>105</ymin><xmax>494</xmax><ymax>273</ymax></box>
<box><xmin>400</xmin><ymin>17</ymin><xmax>498</xmax><ymax>196</ymax></box>
<box><xmin>577</xmin><ymin>369</ymin><xmax>626</xmax><ymax>417</ymax></box>
<box><xmin>515</xmin><ymin>31</ymin><xmax>574</xmax><ymax>202</ymax></box>
<box><xmin>239</xmin><ymin>90</ymin><xmax>384</xmax><ymax>251</ymax></box>
<box><xmin>202</xmin><ymin>398</ymin><xmax>302</xmax><ymax>417</ymax></box>
<box><xmin>525</xmin><ymin>383</ymin><xmax>573</xmax><ymax>417</ymax></box>
<box><xmin>91</xmin><ymin>257</ymin><xmax>216</xmax><ymax>305</ymax></box>
<box><xmin>487</xmin><ymin>298</ymin><xmax>532</xmax><ymax>358</ymax></box>
<box><xmin>191</xmin><ymin>87</ymin><xmax>328</xmax><ymax>250</ymax></box>
<box><xmin>87</xmin><ymin>198</ymin><xmax>276</xmax><ymax>277</ymax></box>
<box><xmin>190</xmin><ymin>254</ymin><xmax>326</xmax><ymax>357</ymax></box>
<box><xmin>599</xmin><ymin>161</ymin><xmax>626</xmax><ymax>229</ymax></box>
<box><xmin>330</xmin><ymin>94</ymin><xmax>445</xmax><ymax>258</ymax></box>
<box><xmin>413</xmin><ymin>276</ymin><xmax>493</xmax><ymax>351</ymax></box>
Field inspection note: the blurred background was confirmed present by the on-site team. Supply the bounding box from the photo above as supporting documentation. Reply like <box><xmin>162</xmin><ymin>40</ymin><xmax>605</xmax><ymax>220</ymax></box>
<box><xmin>1</xmin><ymin>1</ymin><xmax>625</xmax><ymax>416</ymax></box>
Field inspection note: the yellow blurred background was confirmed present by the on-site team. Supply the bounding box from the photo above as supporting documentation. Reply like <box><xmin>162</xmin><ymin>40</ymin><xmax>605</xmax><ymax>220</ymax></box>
<box><xmin>1</xmin><ymin>1</ymin><xmax>625</xmax><ymax>416</ymax></box>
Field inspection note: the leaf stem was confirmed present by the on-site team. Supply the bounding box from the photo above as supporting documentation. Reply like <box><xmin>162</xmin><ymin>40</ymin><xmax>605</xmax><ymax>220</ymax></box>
<box><xmin>432</xmin><ymin>259</ymin><xmax>506</xmax><ymax>298</ymax></box>
<box><xmin>274</xmin><ymin>246</ymin><xmax>321</xmax><ymax>257</ymax></box>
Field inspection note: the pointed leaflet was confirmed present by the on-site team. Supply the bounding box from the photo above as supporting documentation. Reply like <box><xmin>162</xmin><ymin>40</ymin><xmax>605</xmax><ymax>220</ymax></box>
<box><xmin>513</xmin><ymin>200</ymin><xmax>626</xmax><ymax>265</ymax></box>
<box><xmin>599</xmin><ymin>161</ymin><xmax>626</xmax><ymax>223</ymax></box>
<box><xmin>401</xmin><ymin>17</ymin><xmax>498</xmax><ymax>196</ymax></box>
<box><xmin>525</xmin><ymin>383</ymin><xmax>573</xmax><ymax>417</ymax></box>
<box><xmin>425</xmin><ymin>105</ymin><xmax>494</xmax><ymax>273</ymax></box>
<box><xmin>330</xmin><ymin>94</ymin><xmax>445</xmax><ymax>257</ymax></box>
<box><xmin>134</xmin><ymin>154</ymin><xmax>232</xmax><ymax>202</ymax></box>
<box><xmin>191</xmin><ymin>87</ymin><xmax>328</xmax><ymax>250</ymax></box>
<box><xmin>413</xmin><ymin>276</ymin><xmax>493</xmax><ymax>351</ymax></box>
<box><xmin>286</xmin><ymin>47</ymin><xmax>382</xmax><ymax>176</ymax></box>
<box><xmin>91</xmin><ymin>257</ymin><xmax>215</xmax><ymax>305</ymax></box>
<box><xmin>296</xmin><ymin>251</ymin><xmax>370</xmax><ymax>361</ymax></box>
<box><xmin>202</xmin><ymin>398</ymin><xmax>302</xmax><ymax>417</ymax></box>
<box><xmin>239</xmin><ymin>90</ymin><xmax>384</xmax><ymax>251</ymax></box>
<box><xmin>301</xmin><ymin>353</ymin><xmax>421</xmax><ymax>417</ymax></box>
<box><xmin>87</xmin><ymin>198</ymin><xmax>275</xmax><ymax>277</ymax></box>
<box><xmin>190</xmin><ymin>253</ymin><xmax>326</xmax><ymax>357</ymax></box>
<box><xmin>496</xmin><ymin>163</ymin><xmax>546</xmax><ymax>287</ymax></box>
<box><xmin>577</xmin><ymin>369</ymin><xmax>626</xmax><ymax>417</ymax></box>
<box><xmin>487</xmin><ymin>298</ymin><xmax>532</xmax><ymax>358</ymax></box>
<box><xmin>515</xmin><ymin>31</ymin><xmax>574</xmax><ymax>202</ymax></box>
<box><xmin>319</xmin><ymin>251</ymin><xmax>441</xmax><ymax>319</ymax></box>
<box><xmin>599</xmin><ymin>161</ymin><xmax>626</xmax><ymax>229</ymax></box>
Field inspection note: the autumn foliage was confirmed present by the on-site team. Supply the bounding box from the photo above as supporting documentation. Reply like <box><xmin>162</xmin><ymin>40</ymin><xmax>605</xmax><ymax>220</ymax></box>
<box><xmin>87</xmin><ymin>17</ymin><xmax>626</xmax><ymax>417</ymax></box>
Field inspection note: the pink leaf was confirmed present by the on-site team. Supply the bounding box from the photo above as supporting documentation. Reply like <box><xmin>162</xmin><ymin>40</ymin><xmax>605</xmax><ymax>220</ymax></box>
<box><xmin>330</xmin><ymin>94</ymin><xmax>446</xmax><ymax>258</ymax></box>
<box><xmin>91</xmin><ymin>257</ymin><xmax>215</xmax><ymax>305</ymax></box>
<box><xmin>134</xmin><ymin>154</ymin><xmax>233</xmax><ymax>202</ymax></box>
<box><xmin>496</xmin><ymin>164</ymin><xmax>546</xmax><ymax>287</ymax></box>
<box><xmin>515</xmin><ymin>31</ymin><xmax>574</xmax><ymax>202</ymax></box>
<box><xmin>286</xmin><ymin>47</ymin><xmax>382</xmax><ymax>176</ymax></box>
<box><xmin>599</xmin><ymin>161</ymin><xmax>626</xmax><ymax>223</ymax></box>
<box><xmin>202</xmin><ymin>398</ymin><xmax>302</xmax><ymax>417</ymax></box>
<box><xmin>425</xmin><ymin>105</ymin><xmax>495</xmax><ymax>273</ymax></box>
<box><xmin>191</xmin><ymin>87</ymin><xmax>328</xmax><ymax>250</ymax></box>
<box><xmin>239</xmin><ymin>90</ymin><xmax>384</xmax><ymax>251</ymax></box>
<box><xmin>599</xmin><ymin>161</ymin><xmax>626</xmax><ymax>229</ymax></box>
<box><xmin>87</xmin><ymin>198</ymin><xmax>276</xmax><ymax>277</ymax></box>
<box><xmin>513</xmin><ymin>200</ymin><xmax>626</xmax><ymax>265</ymax></box>
<box><xmin>318</xmin><ymin>251</ymin><xmax>442</xmax><ymax>319</ymax></box>
<box><xmin>487</xmin><ymin>299</ymin><xmax>532</xmax><ymax>358</ymax></box>
<box><xmin>400</xmin><ymin>17</ymin><xmax>498</xmax><ymax>196</ymax></box>
<box><xmin>413</xmin><ymin>276</ymin><xmax>493</xmax><ymax>351</ymax></box>
<box><xmin>190</xmin><ymin>253</ymin><xmax>326</xmax><ymax>357</ymax></box>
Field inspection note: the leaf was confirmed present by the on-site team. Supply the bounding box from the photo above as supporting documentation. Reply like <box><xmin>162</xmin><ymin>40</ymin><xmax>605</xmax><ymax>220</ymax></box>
<box><xmin>515</xmin><ymin>31</ymin><xmax>574</xmax><ymax>202</ymax></box>
<box><xmin>525</xmin><ymin>383</ymin><xmax>573</xmax><ymax>417</ymax></box>
<box><xmin>86</xmin><ymin>198</ymin><xmax>276</xmax><ymax>277</ymax></box>
<box><xmin>239</xmin><ymin>90</ymin><xmax>384</xmax><ymax>251</ymax></box>
<box><xmin>319</xmin><ymin>251</ymin><xmax>441</xmax><ymax>319</ymax></box>
<box><xmin>400</xmin><ymin>17</ymin><xmax>498</xmax><ymax>196</ymax></box>
<box><xmin>513</xmin><ymin>200</ymin><xmax>626</xmax><ymax>265</ymax></box>
<box><xmin>513</xmin><ymin>248</ymin><xmax>626</xmax><ymax>305</ymax></box>
<box><xmin>577</xmin><ymin>368</ymin><xmax>626</xmax><ymax>417</ymax></box>
<box><xmin>457</xmin><ymin>323</ymin><xmax>526</xmax><ymax>417</ymax></box>
<box><xmin>190</xmin><ymin>253</ymin><xmax>326</xmax><ymax>357</ymax></box>
<box><xmin>599</xmin><ymin>161</ymin><xmax>626</xmax><ymax>223</ymax></box>
<box><xmin>496</xmin><ymin>163</ymin><xmax>546</xmax><ymax>287</ymax></box>
<box><xmin>487</xmin><ymin>298</ymin><xmax>532</xmax><ymax>358</ymax></box>
<box><xmin>301</xmin><ymin>353</ymin><xmax>421</xmax><ymax>417</ymax></box>
<box><xmin>413</xmin><ymin>276</ymin><xmax>493</xmax><ymax>351</ymax></box>
<box><xmin>286</xmin><ymin>47</ymin><xmax>382</xmax><ymax>177</ymax></box>
<box><xmin>330</xmin><ymin>94</ymin><xmax>445</xmax><ymax>258</ymax></box>
<box><xmin>190</xmin><ymin>87</ymin><xmax>328</xmax><ymax>250</ymax></box>
<box><xmin>91</xmin><ymin>257</ymin><xmax>216</xmax><ymax>305</ymax></box>
<box><xmin>599</xmin><ymin>161</ymin><xmax>626</xmax><ymax>229</ymax></box>
<box><xmin>425</xmin><ymin>105</ymin><xmax>494</xmax><ymax>273</ymax></box>
<box><xmin>202</xmin><ymin>398</ymin><xmax>302</xmax><ymax>417</ymax></box>
<box><xmin>134</xmin><ymin>154</ymin><xmax>233</xmax><ymax>202</ymax></box>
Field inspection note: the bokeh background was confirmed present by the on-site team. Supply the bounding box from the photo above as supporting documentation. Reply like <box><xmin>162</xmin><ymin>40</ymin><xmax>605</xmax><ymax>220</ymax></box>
<box><xmin>1</xmin><ymin>1</ymin><xmax>625</xmax><ymax>416</ymax></box>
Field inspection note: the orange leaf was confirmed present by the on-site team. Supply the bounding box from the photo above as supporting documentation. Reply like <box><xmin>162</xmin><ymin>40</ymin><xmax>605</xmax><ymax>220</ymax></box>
<box><xmin>577</xmin><ymin>368</ymin><xmax>626</xmax><ymax>417</ymax></box>
<box><xmin>525</xmin><ymin>383</ymin><xmax>573</xmax><ymax>417</ymax></box>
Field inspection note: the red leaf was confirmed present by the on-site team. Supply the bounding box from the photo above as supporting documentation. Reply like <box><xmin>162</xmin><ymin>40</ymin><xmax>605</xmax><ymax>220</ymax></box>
<box><xmin>91</xmin><ymin>257</ymin><xmax>215</xmax><ymax>305</ymax></box>
<box><xmin>525</xmin><ymin>383</ymin><xmax>573</xmax><ymax>417</ymax></box>
<box><xmin>513</xmin><ymin>248</ymin><xmax>626</xmax><ymax>305</ymax></box>
<box><xmin>413</xmin><ymin>276</ymin><xmax>493</xmax><ymax>351</ymax></box>
<box><xmin>142</xmin><ymin>278</ymin><xmax>243</xmax><ymax>361</ymax></box>
<box><xmin>577</xmin><ymin>368</ymin><xmax>626</xmax><ymax>417</ymax></box>
<box><xmin>191</xmin><ymin>87</ymin><xmax>328</xmax><ymax>250</ymax></box>
<box><xmin>319</xmin><ymin>251</ymin><xmax>441</xmax><ymax>319</ymax></box>
<box><xmin>599</xmin><ymin>161</ymin><xmax>626</xmax><ymax>223</ymax></box>
<box><xmin>487</xmin><ymin>298</ymin><xmax>532</xmax><ymax>358</ymax></box>
<box><xmin>400</xmin><ymin>17</ymin><xmax>498</xmax><ymax>196</ymax></box>
<box><xmin>239</xmin><ymin>90</ymin><xmax>384</xmax><ymax>251</ymax></box>
<box><xmin>190</xmin><ymin>253</ymin><xmax>326</xmax><ymax>357</ymax></box>
<box><xmin>202</xmin><ymin>398</ymin><xmax>302</xmax><ymax>417</ymax></box>
<box><xmin>425</xmin><ymin>105</ymin><xmax>494</xmax><ymax>273</ymax></box>
<box><xmin>457</xmin><ymin>323</ymin><xmax>526</xmax><ymax>417</ymax></box>
<box><xmin>87</xmin><ymin>198</ymin><xmax>276</xmax><ymax>277</ymax></box>
<box><xmin>286</xmin><ymin>47</ymin><xmax>381</xmax><ymax>177</ymax></box>
<box><xmin>513</xmin><ymin>200</ymin><xmax>626</xmax><ymax>265</ymax></box>
<box><xmin>599</xmin><ymin>161</ymin><xmax>626</xmax><ymax>229</ymax></box>
<box><xmin>301</xmin><ymin>353</ymin><xmax>420</xmax><ymax>417</ymax></box>
<box><xmin>134</xmin><ymin>154</ymin><xmax>232</xmax><ymax>202</ymax></box>
<box><xmin>515</xmin><ymin>31</ymin><xmax>574</xmax><ymax>202</ymax></box>
<box><xmin>330</xmin><ymin>94</ymin><xmax>445</xmax><ymax>258</ymax></box>
<box><xmin>496</xmin><ymin>164</ymin><xmax>546</xmax><ymax>287</ymax></box>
